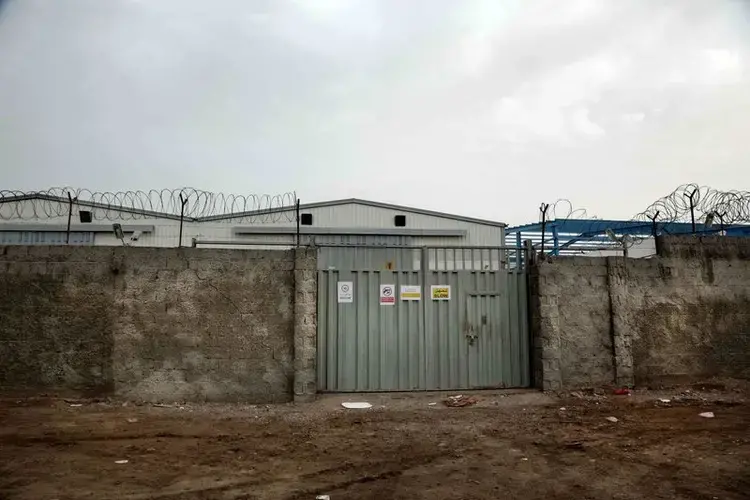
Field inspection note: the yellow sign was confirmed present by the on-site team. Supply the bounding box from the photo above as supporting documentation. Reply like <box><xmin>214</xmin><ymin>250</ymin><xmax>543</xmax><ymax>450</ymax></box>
<box><xmin>431</xmin><ymin>285</ymin><xmax>451</xmax><ymax>300</ymax></box>
<box><xmin>400</xmin><ymin>285</ymin><xmax>421</xmax><ymax>301</ymax></box>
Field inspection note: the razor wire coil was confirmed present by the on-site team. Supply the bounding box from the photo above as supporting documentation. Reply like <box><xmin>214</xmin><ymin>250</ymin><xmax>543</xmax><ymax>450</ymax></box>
<box><xmin>0</xmin><ymin>187</ymin><xmax>298</xmax><ymax>223</ymax></box>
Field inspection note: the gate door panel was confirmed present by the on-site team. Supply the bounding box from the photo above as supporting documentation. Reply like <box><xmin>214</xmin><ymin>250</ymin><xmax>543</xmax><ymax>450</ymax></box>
<box><xmin>317</xmin><ymin>246</ymin><xmax>529</xmax><ymax>392</ymax></box>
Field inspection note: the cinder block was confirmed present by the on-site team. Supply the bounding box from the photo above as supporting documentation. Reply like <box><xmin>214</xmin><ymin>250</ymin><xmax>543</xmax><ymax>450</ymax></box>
<box><xmin>0</xmin><ymin>246</ymin><xmax>28</xmax><ymax>260</ymax></box>
<box><xmin>26</xmin><ymin>246</ymin><xmax>53</xmax><ymax>260</ymax></box>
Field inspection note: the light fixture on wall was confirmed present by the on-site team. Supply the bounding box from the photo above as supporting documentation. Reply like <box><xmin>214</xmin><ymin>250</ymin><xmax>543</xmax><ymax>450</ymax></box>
<box><xmin>112</xmin><ymin>224</ymin><xmax>142</xmax><ymax>246</ymax></box>
<box><xmin>113</xmin><ymin>223</ymin><xmax>125</xmax><ymax>244</ymax></box>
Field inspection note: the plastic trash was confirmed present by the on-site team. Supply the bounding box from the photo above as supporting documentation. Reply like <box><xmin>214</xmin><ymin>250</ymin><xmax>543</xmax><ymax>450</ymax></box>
<box><xmin>341</xmin><ymin>402</ymin><xmax>372</xmax><ymax>409</ymax></box>
<box><xmin>699</xmin><ymin>412</ymin><xmax>715</xmax><ymax>418</ymax></box>
<box><xmin>114</xmin><ymin>460</ymin><xmax>129</xmax><ymax>464</ymax></box>
<box><xmin>605</xmin><ymin>416</ymin><xmax>619</xmax><ymax>423</ymax></box>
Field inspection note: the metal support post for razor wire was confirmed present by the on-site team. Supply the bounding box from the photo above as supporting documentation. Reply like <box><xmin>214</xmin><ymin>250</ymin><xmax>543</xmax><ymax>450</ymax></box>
<box><xmin>178</xmin><ymin>193</ymin><xmax>188</xmax><ymax>248</ymax></box>
<box><xmin>685</xmin><ymin>188</ymin><xmax>698</xmax><ymax>234</ymax></box>
<box><xmin>66</xmin><ymin>191</ymin><xmax>77</xmax><ymax>244</ymax></box>
<box><xmin>539</xmin><ymin>203</ymin><xmax>550</xmax><ymax>259</ymax></box>
<box><xmin>295</xmin><ymin>199</ymin><xmax>301</xmax><ymax>247</ymax></box>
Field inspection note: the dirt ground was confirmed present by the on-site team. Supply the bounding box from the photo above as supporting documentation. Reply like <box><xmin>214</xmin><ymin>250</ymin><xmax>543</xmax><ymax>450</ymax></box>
<box><xmin>1</xmin><ymin>382</ymin><xmax>749</xmax><ymax>500</ymax></box>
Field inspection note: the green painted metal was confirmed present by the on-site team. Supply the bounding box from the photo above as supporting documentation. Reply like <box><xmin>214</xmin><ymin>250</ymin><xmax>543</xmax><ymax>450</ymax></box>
<box><xmin>317</xmin><ymin>246</ymin><xmax>529</xmax><ymax>392</ymax></box>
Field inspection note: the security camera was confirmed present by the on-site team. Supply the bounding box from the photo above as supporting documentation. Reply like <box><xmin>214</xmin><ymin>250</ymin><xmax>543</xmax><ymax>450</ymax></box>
<box><xmin>130</xmin><ymin>230</ymin><xmax>142</xmax><ymax>242</ymax></box>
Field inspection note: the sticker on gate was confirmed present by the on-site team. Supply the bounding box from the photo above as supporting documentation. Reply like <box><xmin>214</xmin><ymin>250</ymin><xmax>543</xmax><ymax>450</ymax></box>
<box><xmin>431</xmin><ymin>285</ymin><xmax>451</xmax><ymax>300</ymax></box>
<box><xmin>379</xmin><ymin>284</ymin><xmax>395</xmax><ymax>305</ymax></box>
<box><xmin>400</xmin><ymin>285</ymin><xmax>421</xmax><ymax>301</ymax></box>
<box><xmin>337</xmin><ymin>281</ymin><xmax>353</xmax><ymax>303</ymax></box>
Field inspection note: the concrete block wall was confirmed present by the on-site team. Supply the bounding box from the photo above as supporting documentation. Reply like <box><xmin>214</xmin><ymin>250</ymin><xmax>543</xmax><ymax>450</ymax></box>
<box><xmin>530</xmin><ymin>257</ymin><xmax>614</xmax><ymax>391</ymax></box>
<box><xmin>531</xmin><ymin>236</ymin><xmax>750</xmax><ymax>390</ymax></box>
<box><xmin>0</xmin><ymin>245</ymin><xmax>317</xmax><ymax>403</ymax></box>
<box><xmin>293</xmin><ymin>248</ymin><xmax>318</xmax><ymax>402</ymax></box>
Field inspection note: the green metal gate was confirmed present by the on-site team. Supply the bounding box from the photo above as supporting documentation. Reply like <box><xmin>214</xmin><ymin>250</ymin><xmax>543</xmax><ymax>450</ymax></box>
<box><xmin>317</xmin><ymin>245</ymin><xmax>530</xmax><ymax>392</ymax></box>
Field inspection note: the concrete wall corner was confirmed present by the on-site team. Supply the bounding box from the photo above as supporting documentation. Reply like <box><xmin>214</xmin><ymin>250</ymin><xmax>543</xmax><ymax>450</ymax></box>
<box><xmin>293</xmin><ymin>247</ymin><xmax>318</xmax><ymax>403</ymax></box>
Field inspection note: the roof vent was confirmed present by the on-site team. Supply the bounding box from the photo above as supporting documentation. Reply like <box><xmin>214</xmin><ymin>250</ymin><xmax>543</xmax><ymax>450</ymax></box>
<box><xmin>394</xmin><ymin>215</ymin><xmax>406</xmax><ymax>227</ymax></box>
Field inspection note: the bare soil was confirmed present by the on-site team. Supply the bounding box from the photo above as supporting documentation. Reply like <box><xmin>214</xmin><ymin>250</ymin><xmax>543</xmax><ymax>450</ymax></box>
<box><xmin>1</xmin><ymin>384</ymin><xmax>749</xmax><ymax>500</ymax></box>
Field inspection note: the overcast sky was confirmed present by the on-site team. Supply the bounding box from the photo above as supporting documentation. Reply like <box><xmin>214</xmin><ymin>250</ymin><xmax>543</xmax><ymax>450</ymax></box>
<box><xmin>1</xmin><ymin>0</ymin><xmax>748</xmax><ymax>225</ymax></box>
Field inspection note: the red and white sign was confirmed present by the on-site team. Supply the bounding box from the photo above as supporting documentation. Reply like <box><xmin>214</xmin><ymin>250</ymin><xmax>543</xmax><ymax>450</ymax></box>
<box><xmin>379</xmin><ymin>284</ymin><xmax>396</xmax><ymax>305</ymax></box>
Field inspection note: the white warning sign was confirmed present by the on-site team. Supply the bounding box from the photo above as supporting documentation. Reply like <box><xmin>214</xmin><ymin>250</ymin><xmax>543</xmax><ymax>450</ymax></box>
<box><xmin>337</xmin><ymin>281</ymin><xmax>353</xmax><ymax>303</ymax></box>
<box><xmin>379</xmin><ymin>284</ymin><xmax>396</xmax><ymax>305</ymax></box>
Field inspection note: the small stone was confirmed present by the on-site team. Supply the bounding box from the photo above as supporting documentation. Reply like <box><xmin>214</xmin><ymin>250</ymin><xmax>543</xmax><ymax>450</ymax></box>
<box><xmin>605</xmin><ymin>416</ymin><xmax>619</xmax><ymax>423</ymax></box>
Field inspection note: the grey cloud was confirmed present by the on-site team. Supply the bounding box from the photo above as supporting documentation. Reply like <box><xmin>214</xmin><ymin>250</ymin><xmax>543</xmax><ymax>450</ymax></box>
<box><xmin>0</xmin><ymin>0</ymin><xmax>748</xmax><ymax>225</ymax></box>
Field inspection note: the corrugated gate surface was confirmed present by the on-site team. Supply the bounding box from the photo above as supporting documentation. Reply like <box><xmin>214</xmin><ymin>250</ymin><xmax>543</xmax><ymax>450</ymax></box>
<box><xmin>317</xmin><ymin>246</ymin><xmax>530</xmax><ymax>392</ymax></box>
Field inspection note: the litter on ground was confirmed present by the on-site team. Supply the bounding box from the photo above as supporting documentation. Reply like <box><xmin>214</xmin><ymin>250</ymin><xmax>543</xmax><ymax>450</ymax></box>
<box><xmin>341</xmin><ymin>402</ymin><xmax>372</xmax><ymax>409</ymax></box>
<box><xmin>699</xmin><ymin>412</ymin><xmax>715</xmax><ymax>418</ymax></box>
<box><xmin>114</xmin><ymin>460</ymin><xmax>129</xmax><ymax>464</ymax></box>
<box><xmin>605</xmin><ymin>416</ymin><xmax>619</xmax><ymax>423</ymax></box>
<box><xmin>444</xmin><ymin>395</ymin><xmax>478</xmax><ymax>407</ymax></box>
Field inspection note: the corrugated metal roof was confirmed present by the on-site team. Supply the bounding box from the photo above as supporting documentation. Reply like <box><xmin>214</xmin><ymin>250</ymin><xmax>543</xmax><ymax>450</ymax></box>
<box><xmin>293</xmin><ymin>198</ymin><xmax>506</xmax><ymax>228</ymax></box>
<box><xmin>5</xmin><ymin>193</ymin><xmax>506</xmax><ymax>227</ymax></box>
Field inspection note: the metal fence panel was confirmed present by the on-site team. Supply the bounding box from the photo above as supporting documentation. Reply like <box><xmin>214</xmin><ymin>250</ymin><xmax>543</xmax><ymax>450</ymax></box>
<box><xmin>317</xmin><ymin>246</ymin><xmax>529</xmax><ymax>392</ymax></box>
<box><xmin>317</xmin><ymin>269</ymin><xmax>424</xmax><ymax>391</ymax></box>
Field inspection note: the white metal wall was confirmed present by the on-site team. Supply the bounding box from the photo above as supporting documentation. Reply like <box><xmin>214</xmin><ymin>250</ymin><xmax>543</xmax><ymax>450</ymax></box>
<box><xmin>1</xmin><ymin>199</ymin><xmax>505</xmax><ymax>248</ymax></box>
<box><xmin>245</xmin><ymin>203</ymin><xmax>504</xmax><ymax>246</ymax></box>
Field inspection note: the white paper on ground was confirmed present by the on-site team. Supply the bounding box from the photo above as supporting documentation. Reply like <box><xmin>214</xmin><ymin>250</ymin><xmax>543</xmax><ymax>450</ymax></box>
<box><xmin>341</xmin><ymin>402</ymin><xmax>372</xmax><ymax>409</ymax></box>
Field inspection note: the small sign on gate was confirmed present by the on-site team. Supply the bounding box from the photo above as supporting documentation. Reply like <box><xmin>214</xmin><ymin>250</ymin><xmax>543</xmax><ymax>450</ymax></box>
<box><xmin>337</xmin><ymin>281</ymin><xmax>353</xmax><ymax>303</ymax></box>
<box><xmin>400</xmin><ymin>285</ymin><xmax>421</xmax><ymax>301</ymax></box>
<box><xmin>431</xmin><ymin>285</ymin><xmax>451</xmax><ymax>300</ymax></box>
<box><xmin>379</xmin><ymin>284</ymin><xmax>395</xmax><ymax>305</ymax></box>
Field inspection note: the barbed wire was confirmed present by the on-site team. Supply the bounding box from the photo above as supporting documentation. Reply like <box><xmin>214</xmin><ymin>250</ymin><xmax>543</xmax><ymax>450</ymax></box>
<box><xmin>633</xmin><ymin>183</ymin><xmax>750</xmax><ymax>226</ymax></box>
<box><xmin>539</xmin><ymin>198</ymin><xmax>596</xmax><ymax>222</ymax></box>
<box><xmin>531</xmin><ymin>184</ymin><xmax>750</xmax><ymax>251</ymax></box>
<box><xmin>0</xmin><ymin>187</ymin><xmax>298</xmax><ymax>222</ymax></box>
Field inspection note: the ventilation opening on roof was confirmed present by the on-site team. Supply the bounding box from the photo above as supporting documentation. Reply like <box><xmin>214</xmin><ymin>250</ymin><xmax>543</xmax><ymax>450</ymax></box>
<box><xmin>394</xmin><ymin>215</ymin><xmax>406</xmax><ymax>227</ymax></box>
<box><xmin>300</xmin><ymin>213</ymin><xmax>313</xmax><ymax>225</ymax></box>
<box><xmin>79</xmin><ymin>211</ymin><xmax>92</xmax><ymax>223</ymax></box>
